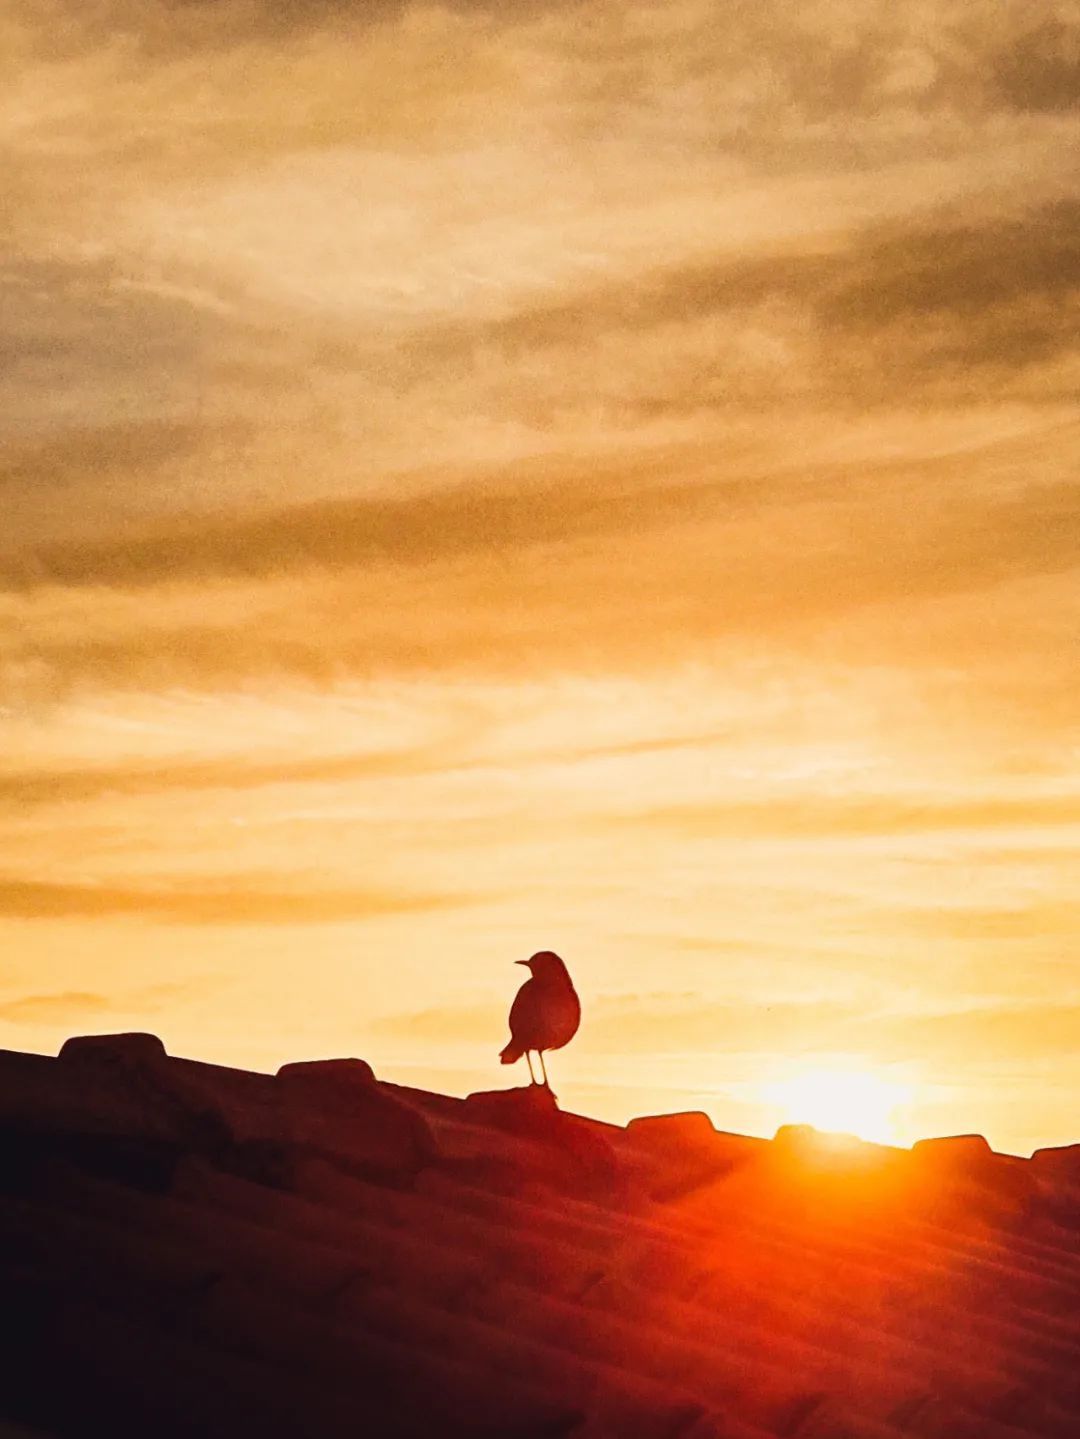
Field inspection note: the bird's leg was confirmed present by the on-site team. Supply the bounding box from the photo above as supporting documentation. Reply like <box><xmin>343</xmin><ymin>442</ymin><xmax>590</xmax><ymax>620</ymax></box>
<box><xmin>525</xmin><ymin>1050</ymin><xmax>537</xmax><ymax>1085</ymax></box>
<box><xmin>538</xmin><ymin>1050</ymin><xmax>549</xmax><ymax>1088</ymax></box>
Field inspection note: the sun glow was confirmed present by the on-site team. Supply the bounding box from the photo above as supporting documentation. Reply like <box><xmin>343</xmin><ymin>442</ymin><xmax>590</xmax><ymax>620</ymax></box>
<box><xmin>761</xmin><ymin>1066</ymin><xmax>915</xmax><ymax>1145</ymax></box>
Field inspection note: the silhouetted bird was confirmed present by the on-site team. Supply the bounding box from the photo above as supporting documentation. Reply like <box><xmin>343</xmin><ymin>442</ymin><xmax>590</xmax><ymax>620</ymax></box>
<box><xmin>500</xmin><ymin>950</ymin><xmax>580</xmax><ymax>1088</ymax></box>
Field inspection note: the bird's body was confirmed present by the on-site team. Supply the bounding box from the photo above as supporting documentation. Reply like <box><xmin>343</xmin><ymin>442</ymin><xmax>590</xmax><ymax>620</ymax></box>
<box><xmin>500</xmin><ymin>950</ymin><xmax>580</xmax><ymax>1087</ymax></box>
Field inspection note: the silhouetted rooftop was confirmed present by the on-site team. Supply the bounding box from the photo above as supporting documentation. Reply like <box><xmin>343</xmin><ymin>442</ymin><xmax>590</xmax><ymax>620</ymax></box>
<box><xmin>1</xmin><ymin>1034</ymin><xmax>1077</xmax><ymax>1437</ymax></box>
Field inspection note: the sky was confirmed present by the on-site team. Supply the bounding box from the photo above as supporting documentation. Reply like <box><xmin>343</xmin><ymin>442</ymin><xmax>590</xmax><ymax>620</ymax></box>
<box><xmin>2</xmin><ymin>0</ymin><xmax>1078</xmax><ymax>1154</ymax></box>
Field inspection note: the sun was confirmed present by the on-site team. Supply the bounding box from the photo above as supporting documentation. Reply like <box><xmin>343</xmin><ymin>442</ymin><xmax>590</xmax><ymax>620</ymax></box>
<box><xmin>760</xmin><ymin>1065</ymin><xmax>914</xmax><ymax>1145</ymax></box>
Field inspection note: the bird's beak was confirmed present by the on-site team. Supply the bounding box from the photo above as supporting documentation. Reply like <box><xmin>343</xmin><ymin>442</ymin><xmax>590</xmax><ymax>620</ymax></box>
<box><xmin>515</xmin><ymin>960</ymin><xmax>530</xmax><ymax>967</ymax></box>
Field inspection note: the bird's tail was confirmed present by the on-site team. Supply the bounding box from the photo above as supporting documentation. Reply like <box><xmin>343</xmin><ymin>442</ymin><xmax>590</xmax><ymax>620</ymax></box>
<box><xmin>500</xmin><ymin>1041</ymin><xmax>523</xmax><ymax>1065</ymax></box>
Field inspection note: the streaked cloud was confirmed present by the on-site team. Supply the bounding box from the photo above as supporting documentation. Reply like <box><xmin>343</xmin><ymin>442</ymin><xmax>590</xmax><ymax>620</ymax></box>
<box><xmin>0</xmin><ymin>874</ymin><xmax>485</xmax><ymax>924</ymax></box>
<box><xmin>372</xmin><ymin>992</ymin><xmax>1080</xmax><ymax>1062</ymax></box>
<box><xmin>0</xmin><ymin>980</ymin><xmax>203</xmax><ymax>1024</ymax></box>
<box><xmin>1</xmin><ymin>0</ymin><xmax>1077</xmax><ymax>1151</ymax></box>
<box><xmin>628</xmin><ymin>793</ymin><xmax>1080</xmax><ymax>841</ymax></box>
<box><xmin>0</xmin><ymin>990</ymin><xmax>116</xmax><ymax>1024</ymax></box>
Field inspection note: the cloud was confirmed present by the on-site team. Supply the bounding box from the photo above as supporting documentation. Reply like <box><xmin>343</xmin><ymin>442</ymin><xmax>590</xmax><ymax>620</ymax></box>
<box><xmin>2</xmin><ymin>2</ymin><xmax>1075</xmax><ymax>593</ymax></box>
<box><xmin>0</xmin><ymin>990</ymin><xmax>116</xmax><ymax>1024</ymax></box>
<box><xmin>413</xmin><ymin>199</ymin><xmax>1080</xmax><ymax>417</ymax></box>
<box><xmin>0</xmin><ymin>745</ymin><xmax>451</xmax><ymax>810</ymax></box>
<box><xmin>825</xmin><ymin>203</ymin><xmax>1080</xmax><ymax>331</ymax></box>
<box><xmin>816</xmin><ymin>201</ymin><xmax>1080</xmax><ymax>390</ymax></box>
<box><xmin>4</xmin><ymin>416</ymin><xmax>1078</xmax><ymax>595</ymax></box>
<box><xmin>2</xmin><ymin>462</ymin><xmax>691</xmax><ymax>591</ymax></box>
<box><xmin>1</xmin><ymin>418</ymin><xmax>215</xmax><ymax>494</ymax></box>
<box><xmin>370</xmin><ymin>1001</ymin><xmax>503</xmax><ymax>1045</ymax></box>
<box><xmin>627</xmin><ymin>793</ymin><xmax>1080</xmax><ymax>841</ymax></box>
<box><xmin>10</xmin><ymin>0</ymin><xmax>536</xmax><ymax>58</ymax></box>
<box><xmin>2</xmin><ymin>417</ymin><xmax>1076</xmax><ymax>718</ymax></box>
<box><xmin>372</xmin><ymin>991</ymin><xmax>1080</xmax><ymax>1063</ymax></box>
<box><xmin>992</xmin><ymin>19</ymin><xmax>1080</xmax><ymax>114</ymax></box>
<box><xmin>13</xmin><ymin>0</ymin><xmax>1076</xmax><ymax>118</ymax></box>
<box><xmin>374</xmin><ymin>994</ymin><xmax>871</xmax><ymax>1058</ymax></box>
<box><xmin>0</xmin><ymin>979</ymin><xmax>213</xmax><ymax>1025</ymax></box>
<box><xmin>892</xmin><ymin>902</ymin><xmax>1080</xmax><ymax>941</ymax></box>
<box><xmin>0</xmin><ymin>259</ymin><xmax>210</xmax><ymax>445</ymax></box>
<box><xmin>0</xmin><ymin>0</ymin><xmax>1076</xmax><ymax>1157</ymax></box>
<box><xmin>870</xmin><ymin>1001</ymin><xmax>1080</xmax><ymax>1065</ymax></box>
<box><xmin>0</xmin><ymin>875</ymin><xmax>486</xmax><ymax>924</ymax></box>
<box><xmin>0</xmin><ymin>725</ymin><xmax>735</xmax><ymax>813</ymax></box>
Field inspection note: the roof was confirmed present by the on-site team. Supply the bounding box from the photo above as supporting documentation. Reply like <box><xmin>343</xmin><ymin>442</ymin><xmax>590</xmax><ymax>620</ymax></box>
<box><xmin>1</xmin><ymin>1033</ymin><xmax>1077</xmax><ymax>1438</ymax></box>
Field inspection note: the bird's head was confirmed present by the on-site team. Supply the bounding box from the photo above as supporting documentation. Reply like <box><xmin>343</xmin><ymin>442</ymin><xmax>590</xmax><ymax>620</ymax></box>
<box><xmin>516</xmin><ymin>950</ymin><xmax>570</xmax><ymax>983</ymax></box>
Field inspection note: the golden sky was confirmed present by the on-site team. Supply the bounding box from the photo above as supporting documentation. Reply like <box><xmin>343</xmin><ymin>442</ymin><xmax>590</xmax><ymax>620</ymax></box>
<box><xmin>2</xmin><ymin>1</ymin><xmax>1078</xmax><ymax>1153</ymax></box>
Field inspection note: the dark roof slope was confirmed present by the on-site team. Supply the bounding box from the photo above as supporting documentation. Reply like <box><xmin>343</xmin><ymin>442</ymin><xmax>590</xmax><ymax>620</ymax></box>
<box><xmin>1</xmin><ymin>1034</ymin><xmax>1077</xmax><ymax>1438</ymax></box>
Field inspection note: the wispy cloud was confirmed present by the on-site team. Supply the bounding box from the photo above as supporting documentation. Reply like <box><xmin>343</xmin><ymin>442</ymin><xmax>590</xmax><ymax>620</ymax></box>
<box><xmin>0</xmin><ymin>979</ymin><xmax>204</xmax><ymax>1024</ymax></box>
<box><xmin>0</xmin><ymin>875</ymin><xmax>486</xmax><ymax>924</ymax></box>
<box><xmin>0</xmin><ymin>745</ymin><xmax>455</xmax><ymax>809</ymax></box>
<box><xmin>3</xmin><ymin>422</ymin><xmax>1077</xmax><ymax>713</ymax></box>
<box><xmin>372</xmin><ymin>992</ymin><xmax>1080</xmax><ymax>1063</ymax></box>
<box><xmin>1</xmin><ymin>0</ymin><xmax>1077</xmax><ymax>1149</ymax></box>
<box><xmin>0</xmin><ymin>990</ymin><xmax>116</xmax><ymax>1024</ymax></box>
<box><xmin>626</xmin><ymin>792</ymin><xmax>1080</xmax><ymax>841</ymax></box>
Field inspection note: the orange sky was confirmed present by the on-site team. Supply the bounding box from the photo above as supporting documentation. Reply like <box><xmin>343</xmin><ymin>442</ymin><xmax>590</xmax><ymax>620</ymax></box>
<box><xmin>2</xmin><ymin>1</ymin><xmax>1078</xmax><ymax>1154</ymax></box>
